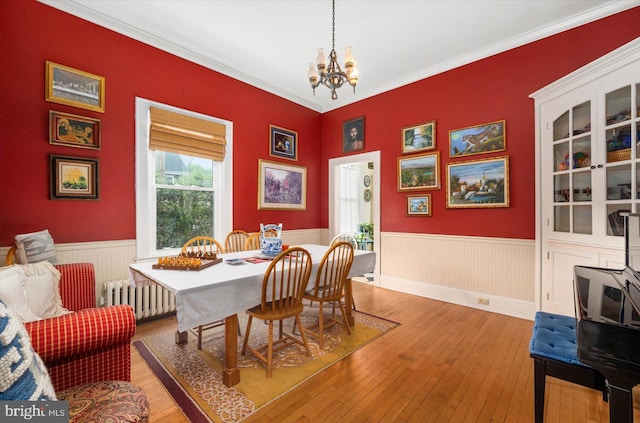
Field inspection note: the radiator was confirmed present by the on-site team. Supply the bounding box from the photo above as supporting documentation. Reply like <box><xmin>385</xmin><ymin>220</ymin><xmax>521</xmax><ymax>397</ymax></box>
<box><xmin>103</xmin><ymin>279</ymin><xmax>176</xmax><ymax>320</ymax></box>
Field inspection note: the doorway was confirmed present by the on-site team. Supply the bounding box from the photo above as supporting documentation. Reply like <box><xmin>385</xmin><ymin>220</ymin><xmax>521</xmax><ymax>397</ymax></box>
<box><xmin>329</xmin><ymin>151</ymin><xmax>380</xmax><ymax>285</ymax></box>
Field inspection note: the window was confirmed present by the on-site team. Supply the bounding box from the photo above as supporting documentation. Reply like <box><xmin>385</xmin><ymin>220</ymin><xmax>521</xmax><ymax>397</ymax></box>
<box><xmin>339</xmin><ymin>164</ymin><xmax>360</xmax><ymax>234</ymax></box>
<box><xmin>135</xmin><ymin>98</ymin><xmax>232</xmax><ymax>260</ymax></box>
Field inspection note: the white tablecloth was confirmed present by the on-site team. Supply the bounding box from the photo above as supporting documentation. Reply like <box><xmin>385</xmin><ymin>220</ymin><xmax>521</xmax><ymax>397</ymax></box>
<box><xmin>129</xmin><ymin>244</ymin><xmax>376</xmax><ymax>332</ymax></box>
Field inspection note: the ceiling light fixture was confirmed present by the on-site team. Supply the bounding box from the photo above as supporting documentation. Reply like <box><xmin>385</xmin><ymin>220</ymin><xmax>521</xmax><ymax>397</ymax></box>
<box><xmin>307</xmin><ymin>0</ymin><xmax>358</xmax><ymax>100</ymax></box>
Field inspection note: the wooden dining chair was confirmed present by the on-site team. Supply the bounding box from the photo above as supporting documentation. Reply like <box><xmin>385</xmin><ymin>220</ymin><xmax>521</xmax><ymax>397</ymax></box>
<box><xmin>243</xmin><ymin>230</ymin><xmax>278</xmax><ymax>251</ymax></box>
<box><xmin>241</xmin><ymin>247</ymin><xmax>313</xmax><ymax>377</ymax></box>
<box><xmin>180</xmin><ymin>236</ymin><xmax>229</xmax><ymax>349</ymax></box>
<box><xmin>180</xmin><ymin>236</ymin><xmax>224</xmax><ymax>260</ymax></box>
<box><xmin>224</xmin><ymin>230</ymin><xmax>249</xmax><ymax>253</ymax></box>
<box><xmin>326</xmin><ymin>234</ymin><xmax>359</xmax><ymax>311</ymax></box>
<box><xmin>296</xmin><ymin>241</ymin><xmax>354</xmax><ymax>349</ymax></box>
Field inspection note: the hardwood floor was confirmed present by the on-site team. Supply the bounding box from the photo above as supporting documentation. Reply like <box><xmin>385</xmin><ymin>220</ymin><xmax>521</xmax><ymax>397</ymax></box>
<box><xmin>131</xmin><ymin>282</ymin><xmax>640</xmax><ymax>422</ymax></box>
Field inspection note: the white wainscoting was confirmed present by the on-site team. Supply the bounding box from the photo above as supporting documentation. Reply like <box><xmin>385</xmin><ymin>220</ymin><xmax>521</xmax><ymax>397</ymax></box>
<box><xmin>1</xmin><ymin>229</ymin><xmax>536</xmax><ymax>318</ymax></box>
<box><xmin>379</xmin><ymin>232</ymin><xmax>537</xmax><ymax>320</ymax></box>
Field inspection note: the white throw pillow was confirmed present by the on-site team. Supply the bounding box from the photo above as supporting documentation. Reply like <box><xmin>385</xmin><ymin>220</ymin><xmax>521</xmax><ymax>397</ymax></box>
<box><xmin>15</xmin><ymin>229</ymin><xmax>57</xmax><ymax>264</ymax></box>
<box><xmin>0</xmin><ymin>266</ymin><xmax>41</xmax><ymax>323</ymax></box>
<box><xmin>0</xmin><ymin>264</ymin><xmax>69</xmax><ymax>323</ymax></box>
<box><xmin>21</xmin><ymin>263</ymin><xmax>69</xmax><ymax>320</ymax></box>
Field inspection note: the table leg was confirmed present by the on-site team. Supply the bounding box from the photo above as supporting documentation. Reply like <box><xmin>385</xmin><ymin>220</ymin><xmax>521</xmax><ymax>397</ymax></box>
<box><xmin>344</xmin><ymin>277</ymin><xmax>355</xmax><ymax>327</ymax></box>
<box><xmin>222</xmin><ymin>314</ymin><xmax>240</xmax><ymax>387</ymax></box>
<box><xmin>175</xmin><ymin>330</ymin><xmax>188</xmax><ymax>344</ymax></box>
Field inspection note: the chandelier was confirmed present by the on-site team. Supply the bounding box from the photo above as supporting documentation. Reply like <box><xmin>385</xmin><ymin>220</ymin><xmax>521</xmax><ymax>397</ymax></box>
<box><xmin>307</xmin><ymin>0</ymin><xmax>358</xmax><ymax>100</ymax></box>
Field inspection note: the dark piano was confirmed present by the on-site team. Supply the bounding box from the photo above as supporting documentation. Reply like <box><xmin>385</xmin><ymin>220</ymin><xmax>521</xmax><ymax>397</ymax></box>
<box><xmin>574</xmin><ymin>265</ymin><xmax>640</xmax><ymax>422</ymax></box>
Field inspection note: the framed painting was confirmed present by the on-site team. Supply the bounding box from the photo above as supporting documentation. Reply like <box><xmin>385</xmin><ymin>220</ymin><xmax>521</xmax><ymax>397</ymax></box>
<box><xmin>398</xmin><ymin>151</ymin><xmax>440</xmax><ymax>191</ymax></box>
<box><xmin>50</xmin><ymin>155</ymin><xmax>99</xmax><ymax>200</ymax></box>
<box><xmin>407</xmin><ymin>194</ymin><xmax>432</xmax><ymax>216</ymax></box>
<box><xmin>49</xmin><ymin>111</ymin><xmax>101</xmax><ymax>149</ymax></box>
<box><xmin>45</xmin><ymin>61</ymin><xmax>105</xmax><ymax>113</ymax></box>
<box><xmin>343</xmin><ymin>116</ymin><xmax>365</xmax><ymax>152</ymax></box>
<box><xmin>449</xmin><ymin>120</ymin><xmax>505</xmax><ymax>158</ymax></box>
<box><xmin>258</xmin><ymin>159</ymin><xmax>306</xmax><ymax>210</ymax></box>
<box><xmin>269</xmin><ymin>124</ymin><xmax>298</xmax><ymax>160</ymax></box>
<box><xmin>402</xmin><ymin>120</ymin><xmax>435</xmax><ymax>154</ymax></box>
<box><xmin>446</xmin><ymin>156</ymin><xmax>509</xmax><ymax>208</ymax></box>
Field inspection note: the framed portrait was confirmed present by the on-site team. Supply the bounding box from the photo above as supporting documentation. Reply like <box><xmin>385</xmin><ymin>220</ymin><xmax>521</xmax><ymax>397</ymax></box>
<box><xmin>343</xmin><ymin>116</ymin><xmax>365</xmax><ymax>152</ymax></box>
<box><xmin>258</xmin><ymin>159</ymin><xmax>306</xmax><ymax>210</ymax></box>
<box><xmin>446</xmin><ymin>156</ymin><xmax>509</xmax><ymax>208</ymax></box>
<box><xmin>269</xmin><ymin>124</ymin><xmax>298</xmax><ymax>160</ymax></box>
<box><xmin>50</xmin><ymin>155</ymin><xmax>99</xmax><ymax>200</ymax></box>
<box><xmin>398</xmin><ymin>151</ymin><xmax>440</xmax><ymax>191</ymax></box>
<box><xmin>49</xmin><ymin>111</ymin><xmax>101</xmax><ymax>150</ymax></box>
<box><xmin>449</xmin><ymin>120</ymin><xmax>505</xmax><ymax>158</ymax></box>
<box><xmin>45</xmin><ymin>61</ymin><xmax>105</xmax><ymax>113</ymax></box>
<box><xmin>407</xmin><ymin>194</ymin><xmax>432</xmax><ymax>216</ymax></box>
<box><xmin>402</xmin><ymin>120</ymin><xmax>436</xmax><ymax>154</ymax></box>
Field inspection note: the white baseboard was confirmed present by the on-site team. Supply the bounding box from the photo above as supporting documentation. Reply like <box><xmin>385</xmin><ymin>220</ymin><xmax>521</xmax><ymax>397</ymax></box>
<box><xmin>377</xmin><ymin>275</ymin><xmax>537</xmax><ymax>321</ymax></box>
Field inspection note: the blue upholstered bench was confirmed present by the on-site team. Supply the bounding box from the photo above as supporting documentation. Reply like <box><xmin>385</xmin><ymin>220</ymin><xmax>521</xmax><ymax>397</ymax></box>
<box><xmin>529</xmin><ymin>311</ymin><xmax>607</xmax><ymax>423</ymax></box>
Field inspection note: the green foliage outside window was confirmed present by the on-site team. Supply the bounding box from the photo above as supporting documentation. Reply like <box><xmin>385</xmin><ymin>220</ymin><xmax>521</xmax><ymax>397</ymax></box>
<box><xmin>155</xmin><ymin>155</ymin><xmax>215</xmax><ymax>249</ymax></box>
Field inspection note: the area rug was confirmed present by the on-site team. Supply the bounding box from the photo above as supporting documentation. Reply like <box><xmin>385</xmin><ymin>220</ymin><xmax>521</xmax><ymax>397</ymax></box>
<box><xmin>134</xmin><ymin>307</ymin><xmax>399</xmax><ymax>423</ymax></box>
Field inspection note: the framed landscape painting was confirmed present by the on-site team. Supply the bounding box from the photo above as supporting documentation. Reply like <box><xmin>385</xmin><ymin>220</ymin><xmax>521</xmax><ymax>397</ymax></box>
<box><xmin>258</xmin><ymin>159</ymin><xmax>306</xmax><ymax>210</ymax></box>
<box><xmin>402</xmin><ymin>120</ymin><xmax>435</xmax><ymax>154</ymax></box>
<box><xmin>407</xmin><ymin>194</ymin><xmax>432</xmax><ymax>216</ymax></box>
<box><xmin>398</xmin><ymin>152</ymin><xmax>440</xmax><ymax>191</ymax></box>
<box><xmin>45</xmin><ymin>61</ymin><xmax>105</xmax><ymax>113</ymax></box>
<box><xmin>50</xmin><ymin>155</ymin><xmax>99</xmax><ymax>199</ymax></box>
<box><xmin>446</xmin><ymin>156</ymin><xmax>509</xmax><ymax>208</ymax></box>
<box><xmin>449</xmin><ymin>120</ymin><xmax>505</xmax><ymax>158</ymax></box>
<box><xmin>269</xmin><ymin>124</ymin><xmax>298</xmax><ymax>160</ymax></box>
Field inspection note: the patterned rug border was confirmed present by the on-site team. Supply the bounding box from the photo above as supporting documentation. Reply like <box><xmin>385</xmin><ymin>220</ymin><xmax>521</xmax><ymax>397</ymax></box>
<box><xmin>135</xmin><ymin>309</ymin><xmax>400</xmax><ymax>422</ymax></box>
<box><xmin>134</xmin><ymin>339</ymin><xmax>213</xmax><ymax>423</ymax></box>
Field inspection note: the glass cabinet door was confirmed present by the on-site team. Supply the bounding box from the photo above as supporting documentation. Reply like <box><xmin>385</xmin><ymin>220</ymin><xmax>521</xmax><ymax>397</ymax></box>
<box><xmin>604</xmin><ymin>84</ymin><xmax>638</xmax><ymax>236</ymax></box>
<box><xmin>552</xmin><ymin>101</ymin><xmax>592</xmax><ymax>234</ymax></box>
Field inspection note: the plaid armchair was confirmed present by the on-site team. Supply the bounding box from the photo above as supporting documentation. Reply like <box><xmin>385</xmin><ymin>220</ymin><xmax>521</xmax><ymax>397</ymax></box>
<box><xmin>24</xmin><ymin>263</ymin><xmax>136</xmax><ymax>392</ymax></box>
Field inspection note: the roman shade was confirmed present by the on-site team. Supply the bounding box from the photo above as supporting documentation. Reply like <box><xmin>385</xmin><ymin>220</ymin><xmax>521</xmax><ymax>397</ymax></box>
<box><xmin>149</xmin><ymin>106</ymin><xmax>226</xmax><ymax>161</ymax></box>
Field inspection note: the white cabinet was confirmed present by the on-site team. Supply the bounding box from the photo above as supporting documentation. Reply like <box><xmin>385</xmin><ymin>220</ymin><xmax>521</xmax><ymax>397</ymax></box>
<box><xmin>532</xmin><ymin>38</ymin><xmax>640</xmax><ymax>315</ymax></box>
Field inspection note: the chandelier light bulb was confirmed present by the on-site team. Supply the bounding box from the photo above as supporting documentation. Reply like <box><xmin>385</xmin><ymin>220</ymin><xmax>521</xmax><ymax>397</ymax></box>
<box><xmin>308</xmin><ymin>63</ymin><xmax>319</xmax><ymax>85</ymax></box>
<box><xmin>316</xmin><ymin>48</ymin><xmax>327</xmax><ymax>74</ymax></box>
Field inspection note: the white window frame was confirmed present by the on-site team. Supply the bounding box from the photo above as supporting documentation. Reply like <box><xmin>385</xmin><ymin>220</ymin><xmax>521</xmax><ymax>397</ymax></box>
<box><xmin>134</xmin><ymin>97</ymin><xmax>233</xmax><ymax>260</ymax></box>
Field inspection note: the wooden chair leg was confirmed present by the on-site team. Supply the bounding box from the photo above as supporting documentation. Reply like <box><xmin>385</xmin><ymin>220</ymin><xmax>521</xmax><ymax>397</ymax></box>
<box><xmin>241</xmin><ymin>315</ymin><xmax>253</xmax><ymax>355</ymax></box>
<box><xmin>295</xmin><ymin>315</ymin><xmax>312</xmax><ymax>357</ymax></box>
<box><xmin>318</xmin><ymin>302</ymin><xmax>325</xmax><ymax>349</ymax></box>
<box><xmin>338</xmin><ymin>300</ymin><xmax>352</xmax><ymax>335</ymax></box>
<box><xmin>197</xmin><ymin>325</ymin><xmax>203</xmax><ymax>350</ymax></box>
<box><xmin>266</xmin><ymin>320</ymin><xmax>274</xmax><ymax>378</ymax></box>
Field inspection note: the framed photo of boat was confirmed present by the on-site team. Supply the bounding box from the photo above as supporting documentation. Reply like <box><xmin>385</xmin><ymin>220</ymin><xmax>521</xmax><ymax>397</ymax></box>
<box><xmin>45</xmin><ymin>61</ymin><xmax>105</xmax><ymax>113</ymax></box>
<box><xmin>446</xmin><ymin>156</ymin><xmax>509</xmax><ymax>208</ymax></box>
<box><xmin>448</xmin><ymin>120</ymin><xmax>505</xmax><ymax>158</ymax></box>
<box><xmin>49</xmin><ymin>111</ymin><xmax>101</xmax><ymax>149</ymax></box>
<box><xmin>407</xmin><ymin>194</ymin><xmax>432</xmax><ymax>216</ymax></box>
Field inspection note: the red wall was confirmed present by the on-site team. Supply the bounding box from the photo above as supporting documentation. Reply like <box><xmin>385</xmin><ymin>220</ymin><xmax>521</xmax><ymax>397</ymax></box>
<box><xmin>0</xmin><ymin>0</ymin><xmax>321</xmax><ymax>245</ymax></box>
<box><xmin>1</xmin><ymin>1</ymin><xmax>639</xmax><ymax>246</ymax></box>
<box><xmin>321</xmin><ymin>7</ymin><xmax>640</xmax><ymax>239</ymax></box>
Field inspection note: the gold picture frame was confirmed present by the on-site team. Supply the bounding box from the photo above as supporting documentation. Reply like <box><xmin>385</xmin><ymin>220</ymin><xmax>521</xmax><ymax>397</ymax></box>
<box><xmin>446</xmin><ymin>156</ymin><xmax>509</xmax><ymax>208</ymax></box>
<box><xmin>407</xmin><ymin>194</ymin><xmax>432</xmax><ymax>216</ymax></box>
<box><xmin>397</xmin><ymin>151</ymin><xmax>440</xmax><ymax>191</ymax></box>
<box><xmin>258</xmin><ymin>159</ymin><xmax>307</xmax><ymax>210</ymax></box>
<box><xmin>402</xmin><ymin>120</ymin><xmax>436</xmax><ymax>154</ymax></box>
<box><xmin>45</xmin><ymin>61</ymin><xmax>105</xmax><ymax>113</ymax></box>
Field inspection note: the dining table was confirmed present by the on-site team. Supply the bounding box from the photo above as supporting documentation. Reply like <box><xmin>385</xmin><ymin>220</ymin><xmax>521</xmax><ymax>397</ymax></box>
<box><xmin>129</xmin><ymin>243</ymin><xmax>376</xmax><ymax>387</ymax></box>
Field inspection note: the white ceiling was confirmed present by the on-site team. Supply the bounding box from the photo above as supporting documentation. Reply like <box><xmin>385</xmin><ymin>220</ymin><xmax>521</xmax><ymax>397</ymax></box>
<box><xmin>39</xmin><ymin>0</ymin><xmax>639</xmax><ymax>113</ymax></box>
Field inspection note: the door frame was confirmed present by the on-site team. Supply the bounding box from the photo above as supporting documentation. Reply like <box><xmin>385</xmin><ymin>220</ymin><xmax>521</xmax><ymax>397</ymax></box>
<box><xmin>329</xmin><ymin>151</ymin><xmax>381</xmax><ymax>285</ymax></box>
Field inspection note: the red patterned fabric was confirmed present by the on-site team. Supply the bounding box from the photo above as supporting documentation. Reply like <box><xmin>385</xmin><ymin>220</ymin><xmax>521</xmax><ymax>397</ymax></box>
<box><xmin>24</xmin><ymin>263</ymin><xmax>136</xmax><ymax>392</ymax></box>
